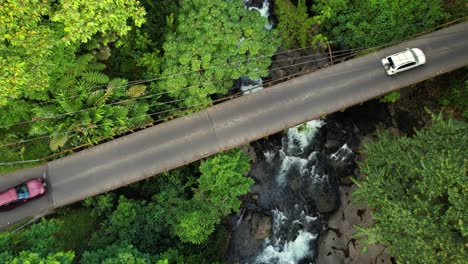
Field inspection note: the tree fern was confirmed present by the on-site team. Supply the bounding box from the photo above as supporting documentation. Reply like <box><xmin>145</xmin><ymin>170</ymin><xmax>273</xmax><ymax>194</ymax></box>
<box><xmin>112</xmin><ymin>105</ymin><xmax>129</xmax><ymax>120</ymax></box>
<box><xmin>49</xmin><ymin>133</ymin><xmax>69</xmax><ymax>151</ymax></box>
<box><xmin>76</xmin><ymin>79</ymin><xmax>98</xmax><ymax>91</ymax></box>
<box><xmin>66</xmin><ymin>54</ymin><xmax>95</xmax><ymax>77</ymax></box>
<box><xmin>29</xmin><ymin>123</ymin><xmax>52</xmax><ymax>136</ymax></box>
<box><xmin>86</xmin><ymin>90</ymin><xmax>106</xmax><ymax>106</ymax></box>
<box><xmin>55</xmin><ymin>74</ymin><xmax>77</xmax><ymax>91</ymax></box>
<box><xmin>126</xmin><ymin>85</ymin><xmax>147</xmax><ymax>98</ymax></box>
<box><xmin>58</xmin><ymin>98</ymin><xmax>82</xmax><ymax>113</ymax></box>
<box><xmin>87</xmin><ymin>62</ymin><xmax>107</xmax><ymax>72</ymax></box>
<box><xmin>32</xmin><ymin>105</ymin><xmax>60</xmax><ymax>118</ymax></box>
<box><xmin>81</xmin><ymin>71</ymin><xmax>110</xmax><ymax>85</ymax></box>
<box><xmin>108</xmin><ymin>78</ymin><xmax>128</xmax><ymax>98</ymax></box>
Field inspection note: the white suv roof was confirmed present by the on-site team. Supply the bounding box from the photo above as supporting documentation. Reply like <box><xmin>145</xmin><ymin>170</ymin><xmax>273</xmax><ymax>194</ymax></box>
<box><xmin>381</xmin><ymin>48</ymin><xmax>426</xmax><ymax>75</ymax></box>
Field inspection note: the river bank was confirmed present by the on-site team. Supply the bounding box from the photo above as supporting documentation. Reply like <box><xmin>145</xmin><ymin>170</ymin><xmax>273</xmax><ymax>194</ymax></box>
<box><xmin>224</xmin><ymin>68</ymin><xmax>464</xmax><ymax>263</ymax></box>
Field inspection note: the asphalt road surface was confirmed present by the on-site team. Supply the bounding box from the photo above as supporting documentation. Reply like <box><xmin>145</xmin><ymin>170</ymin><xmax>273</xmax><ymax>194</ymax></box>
<box><xmin>1</xmin><ymin>21</ymin><xmax>467</xmax><ymax>229</ymax></box>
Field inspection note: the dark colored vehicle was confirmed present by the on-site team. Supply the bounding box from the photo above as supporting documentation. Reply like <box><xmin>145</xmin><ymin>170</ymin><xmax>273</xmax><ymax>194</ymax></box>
<box><xmin>0</xmin><ymin>178</ymin><xmax>46</xmax><ymax>211</ymax></box>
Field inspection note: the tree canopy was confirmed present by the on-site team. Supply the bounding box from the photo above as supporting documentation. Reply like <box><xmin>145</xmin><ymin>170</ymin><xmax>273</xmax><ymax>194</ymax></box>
<box><xmin>313</xmin><ymin>0</ymin><xmax>447</xmax><ymax>48</ymax></box>
<box><xmin>354</xmin><ymin>114</ymin><xmax>467</xmax><ymax>263</ymax></box>
<box><xmin>0</xmin><ymin>0</ymin><xmax>146</xmax><ymax>105</ymax></box>
<box><xmin>149</xmin><ymin>0</ymin><xmax>280</xmax><ymax>109</ymax></box>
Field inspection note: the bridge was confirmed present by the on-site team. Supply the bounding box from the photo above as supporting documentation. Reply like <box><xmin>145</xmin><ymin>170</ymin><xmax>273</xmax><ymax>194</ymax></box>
<box><xmin>1</xmin><ymin>21</ymin><xmax>467</xmax><ymax>229</ymax></box>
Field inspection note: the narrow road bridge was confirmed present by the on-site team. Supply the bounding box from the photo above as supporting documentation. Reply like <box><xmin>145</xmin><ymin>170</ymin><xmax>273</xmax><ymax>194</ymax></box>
<box><xmin>1</xmin><ymin>21</ymin><xmax>467</xmax><ymax>229</ymax></box>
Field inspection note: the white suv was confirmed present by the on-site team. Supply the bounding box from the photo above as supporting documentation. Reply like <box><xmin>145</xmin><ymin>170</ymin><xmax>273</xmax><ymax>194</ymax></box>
<box><xmin>381</xmin><ymin>48</ymin><xmax>426</xmax><ymax>75</ymax></box>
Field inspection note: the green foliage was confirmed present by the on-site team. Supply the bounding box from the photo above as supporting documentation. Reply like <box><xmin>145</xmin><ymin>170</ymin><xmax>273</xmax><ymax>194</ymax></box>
<box><xmin>353</xmin><ymin>114</ymin><xmax>467</xmax><ymax>263</ymax></box>
<box><xmin>51</xmin><ymin>0</ymin><xmax>146</xmax><ymax>44</ymax></box>
<box><xmin>313</xmin><ymin>0</ymin><xmax>447</xmax><ymax>48</ymax></box>
<box><xmin>0</xmin><ymin>219</ymin><xmax>75</xmax><ymax>263</ymax></box>
<box><xmin>149</xmin><ymin>0</ymin><xmax>281</xmax><ymax>110</ymax></box>
<box><xmin>439</xmin><ymin>80</ymin><xmax>468</xmax><ymax>119</ymax></box>
<box><xmin>54</xmin><ymin>208</ymin><xmax>98</xmax><ymax>254</ymax></box>
<box><xmin>0</xmin><ymin>251</ymin><xmax>74</xmax><ymax>264</ymax></box>
<box><xmin>379</xmin><ymin>91</ymin><xmax>401</xmax><ymax>103</ymax></box>
<box><xmin>103</xmin><ymin>195</ymin><xmax>176</xmax><ymax>254</ymax></box>
<box><xmin>29</xmin><ymin>56</ymin><xmax>151</xmax><ymax>151</ymax></box>
<box><xmin>0</xmin><ymin>130</ymin><xmax>49</xmax><ymax>174</ymax></box>
<box><xmin>81</xmin><ymin>242</ymin><xmax>154</xmax><ymax>264</ymax></box>
<box><xmin>0</xmin><ymin>219</ymin><xmax>62</xmax><ymax>256</ymax></box>
<box><xmin>172</xmin><ymin>206</ymin><xmax>219</xmax><ymax>244</ymax></box>
<box><xmin>275</xmin><ymin>0</ymin><xmax>329</xmax><ymax>48</ymax></box>
<box><xmin>83</xmin><ymin>193</ymin><xmax>117</xmax><ymax>218</ymax></box>
<box><xmin>196</xmin><ymin>149</ymin><xmax>253</xmax><ymax>216</ymax></box>
<box><xmin>108</xmin><ymin>0</ymin><xmax>178</xmax><ymax>80</ymax></box>
<box><xmin>0</xmin><ymin>0</ymin><xmax>146</xmax><ymax>105</ymax></box>
<box><xmin>173</xmin><ymin>149</ymin><xmax>253</xmax><ymax>244</ymax></box>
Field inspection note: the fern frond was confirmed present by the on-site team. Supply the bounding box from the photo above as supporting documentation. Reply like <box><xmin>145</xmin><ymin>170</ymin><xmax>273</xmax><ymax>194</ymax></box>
<box><xmin>29</xmin><ymin>123</ymin><xmax>51</xmax><ymax>136</ymax></box>
<box><xmin>107</xmin><ymin>78</ymin><xmax>128</xmax><ymax>98</ymax></box>
<box><xmin>76</xmin><ymin>79</ymin><xmax>97</xmax><ymax>91</ymax></box>
<box><xmin>112</xmin><ymin>105</ymin><xmax>129</xmax><ymax>117</ymax></box>
<box><xmin>82</xmin><ymin>71</ymin><xmax>110</xmax><ymax>84</ymax></box>
<box><xmin>126</xmin><ymin>85</ymin><xmax>147</xmax><ymax>98</ymax></box>
<box><xmin>83</xmin><ymin>39</ymin><xmax>101</xmax><ymax>51</ymax></box>
<box><xmin>89</xmin><ymin>108</ymin><xmax>106</xmax><ymax>122</ymax></box>
<box><xmin>107</xmin><ymin>78</ymin><xmax>128</xmax><ymax>89</ymax></box>
<box><xmin>49</xmin><ymin>133</ymin><xmax>69</xmax><ymax>151</ymax></box>
<box><xmin>87</xmin><ymin>62</ymin><xmax>107</xmax><ymax>72</ymax></box>
<box><xmin>55</xmin><ymin>75</ymin><xmax>77</xmax><ymax>90</ymax></box>
<box><xmin>32</xmin><ymin>105</ymin><xmax>59</xmax><ymax>118</ymax></box>
<box><xmin>67</xmin><ymin>54</ymin><xmax>94</xmax><ymax>76</ymax></box>
<box><xmin>86</xmin><ymin>90</ymin><xmax>106</xmax><ymax>106</ymax></box>
<box><xmin>95</xmin><ymin>88</ymin><xmax>113</xmax><ymax>106</ymax></box>
<box><xmin>58</xmin><ymin>98</ymin><xmax>81</xmax><ymax>113</ymax></box>
<box><xmin>96</xmin><ymin>46</ymin><xmax>111</xmax><ymax>61</ymax></box>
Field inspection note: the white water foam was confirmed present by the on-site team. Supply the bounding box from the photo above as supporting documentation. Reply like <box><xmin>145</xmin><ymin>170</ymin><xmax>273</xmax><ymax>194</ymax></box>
<box><xmin>256</xmin><ymin>120</ymin><xmax>325</xmax><ymax>263</ymax></box>
<box><xmin>247</xmin><ymin>0</ymin><xmax>273</xmax><ymax>30</ymax></box>
<box><xmin>264</xmin><ymin>149</ymin><xmax>276</xmax><ymax>164</ymax></box>
<box><xmin>330</xmin><ymin>143</ymin><xmax>353</xmax><ymax>162</ymax></box>
<box><xmin>276</xmin><ymin>154</ymin><xmax>308</xmax><ymax>186</ymax></box>
<box><xmin>241</xmin><ymin>78</ymin><xmax>264</xmax><ymax>95</ymax></box>
<box><xmin>305</xmin><ymin>215</ymin><xmax>318</xmax><ymax>223</ymax></box>
<box><xmin>285</xmin><ymin>120</ymin><xmax>325</xmax><ymax>154</ymax></box>
<box><xmin>256</xmin><ymin>230</ymin><xmax>317</xmax><ymax>264</ymax></box>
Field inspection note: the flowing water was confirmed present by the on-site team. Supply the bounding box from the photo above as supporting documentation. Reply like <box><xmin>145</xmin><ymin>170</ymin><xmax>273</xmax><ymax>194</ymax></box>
<box><xmin>228</xmin><ymin>2</ymin><xmax>350</xmax><ymax>263</ymax></box>
<box><xmin>240</xmin><ymin>0</ymin><xmax>274</xmax><ymax>95</ymax></box>
<box><xmin>252</xmin><ymin>120</ymin><xmax>329</xmax><ymax>264</ymax></box>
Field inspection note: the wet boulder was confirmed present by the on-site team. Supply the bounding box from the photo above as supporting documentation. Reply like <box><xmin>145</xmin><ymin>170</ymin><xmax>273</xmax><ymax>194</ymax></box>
<box><xmin>299</xmin><ymin>152</ymin><xmax>340</xmax><ymax>214</ymax></box>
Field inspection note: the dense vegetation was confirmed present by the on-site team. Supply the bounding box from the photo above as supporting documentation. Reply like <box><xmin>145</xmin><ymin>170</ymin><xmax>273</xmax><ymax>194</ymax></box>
<box><xmin>312</xmin><ymin>0</ymin><xmax>448</xmax><ymax>48</ymax></box>
<box><xmin>0</xmin><ymin>149</ymin><xmax>252</xmax><ymax>262</ymax></box>
<box><xmin>354</xmin><ymin>114</ymin><xmax>467</xmax><ymax>263</ymax></box>
<box><xmin>1</xmin><ymin>0</ymin><xmax>466</xmax><ymax>263</ymax></box>
<box><xmin>0</xmin><ymin>0</ymin><xmax>280</xmax><ymax>171</ymax></box>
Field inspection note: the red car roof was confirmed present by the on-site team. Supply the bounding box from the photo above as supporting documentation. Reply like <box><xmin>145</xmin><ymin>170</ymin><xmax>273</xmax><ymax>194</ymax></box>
<box><xmin>0</xmin><ymin>179</ymin><xmax>46</xmax><ymax>207</ymax></box>
<box><xmin>0</xmin><ymin>189</ymin><xmax>17</xmax><ymax>206</ymax></box>
<box><xmin>26</xmin><ymin>179</ymin><xmax>46</xmax><ymax>197</ymax></box>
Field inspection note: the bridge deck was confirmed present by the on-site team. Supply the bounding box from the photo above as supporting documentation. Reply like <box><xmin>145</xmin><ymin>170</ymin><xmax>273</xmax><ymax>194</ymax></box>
<box><xmin>1</xmin><ymin>21</ymin><xmax>467</xmax><ymax>229</ymax></box>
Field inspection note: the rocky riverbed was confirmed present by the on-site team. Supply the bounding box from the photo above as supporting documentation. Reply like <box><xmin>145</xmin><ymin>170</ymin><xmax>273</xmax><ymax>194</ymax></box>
<box><xmin>224</xmin><ymin>92</ymin><xmax>432</xmax><ymax>263</ymax></box>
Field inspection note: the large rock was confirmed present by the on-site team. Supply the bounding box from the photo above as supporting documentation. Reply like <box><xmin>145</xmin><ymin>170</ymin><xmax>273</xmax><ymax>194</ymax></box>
<box><xmin>316</xmin><ymin>186</ymin><xmax>392</xmax><ymax>264</ymax></box>
<box><xmin>300</xmin><ymin>153</ymin><xmax>340</xmax><ymax>214</ymax></box>
<box><xmin>251</xmin><ymin>212</ymin><xmax>272</xmax><ymax>240</ymax></box>
<box><xmin>225</xmin><ymin>211</ymin><xmax>272</xmax><ymax>263</ymax></box>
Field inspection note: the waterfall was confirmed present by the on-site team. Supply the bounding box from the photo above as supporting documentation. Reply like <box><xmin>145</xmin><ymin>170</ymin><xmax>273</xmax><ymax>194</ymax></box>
<box><xmin>240</xmin><ymin>0</ymin><xmax>274</xmax><ymax>95</ymax></box>
<box><xmin>246</xmin><ymin>0</ymin><xmax>274</xmax><ymax>30</ymax></box>
<box><xmin>254</xmin><ymin>120</ymin><xmax>325</xmax><ymax>264</ymax></box>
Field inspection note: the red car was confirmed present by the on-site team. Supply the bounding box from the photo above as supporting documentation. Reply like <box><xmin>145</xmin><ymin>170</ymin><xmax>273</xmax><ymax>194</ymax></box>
<box><xmin>0</xmin><ymin>178</ymin><xmax>47</xmax><ymax>211</ymax></box>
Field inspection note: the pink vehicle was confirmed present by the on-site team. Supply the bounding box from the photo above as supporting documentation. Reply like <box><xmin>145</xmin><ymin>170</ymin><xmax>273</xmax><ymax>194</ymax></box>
<box><xmin>0</xmin><ymin>178</ymin><xmax>47</xmax><ymax>211</ymax></box>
